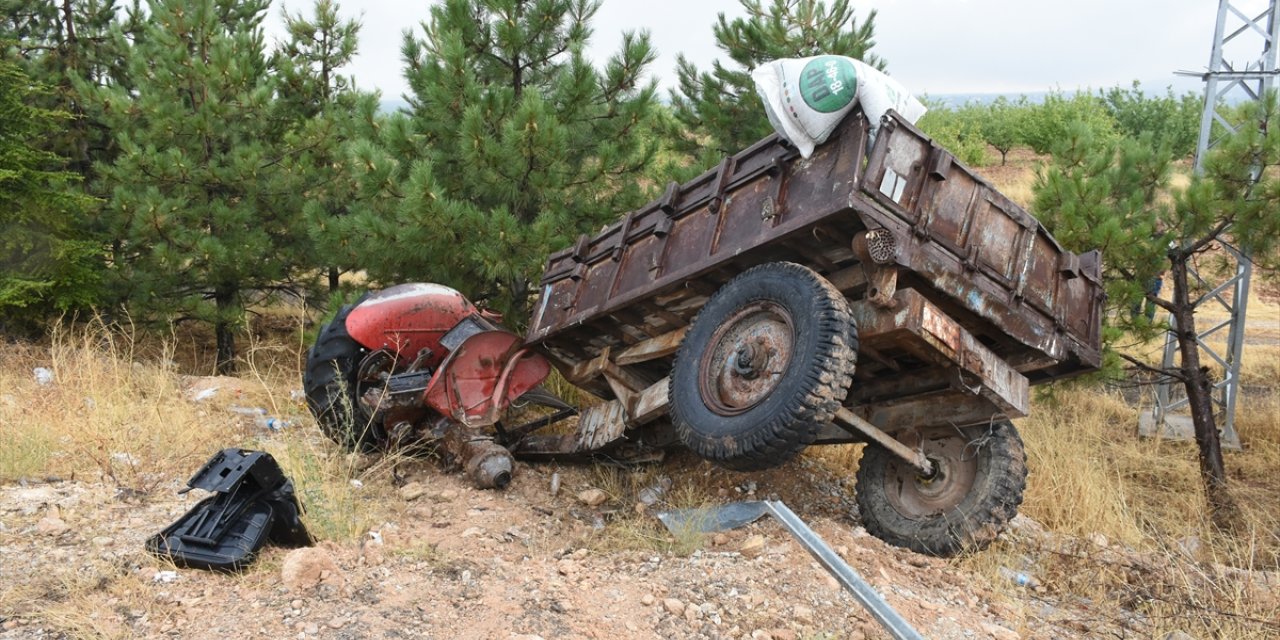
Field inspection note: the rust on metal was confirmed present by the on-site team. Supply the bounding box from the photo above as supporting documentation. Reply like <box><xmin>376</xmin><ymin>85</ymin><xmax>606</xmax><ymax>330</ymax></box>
<box><xmin>864</xmin><ymin>228</ymin><xmax>899</xmax><ymax>264</ymax></box>
<box><xmin>519</xmin><ymin>109</ymin><xmax>1101</xmax><ymax>463</ymax></box>
<box><xmin>422</xmin><ymin>331</ymin><xmax>551</xmax><ymax>427</ymax></box>
<box><xmin>529</xmin><ymin>111</ymin><xmax>1099</xmax><ymax>391</ymax></box>
<box><xmin>848</xmin><ymin>288</ymin><xmax>1030</xmax><ymax>419</ymax></box>
<box><xmin>833</xmin><ymin>408</ymin><xmax>933</xmax><ymax>476</ymax></box>
<box><xmin>441</xmin><ymin>423</ymin><xmax>513</xmax><ymax>489</ymax></box>
<box><xmin>850</xmin><ymin>230</ymin><xmax>901</xmax><ymax>308</ymax></box>
<box><xmin>920</xmin><ymin>303</ymin><xmax>960</xmax><ymax>360</ymax></box>
<box><xmin>697</xmin><ymin>301</ymin><xmax>795</xmax><ymax>417</ymax></box>
<box><xmin>880</xmin><ymin>425</ymin><xmax>978</xmax><ymax>518</ymax></box>
<box><xmin>855</xmin><ymin>392</ymin><xmax>1013</xmax><ymax>432</ymax></box>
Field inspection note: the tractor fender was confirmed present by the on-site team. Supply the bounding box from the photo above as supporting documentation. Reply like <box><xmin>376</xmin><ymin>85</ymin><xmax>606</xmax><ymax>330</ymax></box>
<box><xmin>345</xmin><ymin>283</ymin><xmax>478</xmax><ymax>369</ymax></box>
<box><xmin>423</xmin><ymin>330</ymin><xmax>552</xmax><ymax>427</ymax></box>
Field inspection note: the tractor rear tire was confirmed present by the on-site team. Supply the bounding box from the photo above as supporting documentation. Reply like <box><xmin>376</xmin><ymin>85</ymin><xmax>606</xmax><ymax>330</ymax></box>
<box><xmin>669</xmin><ymin>262</ymin><xmax>858</xmax><ymax>471</ymax></box>
<box><xmin>303</xmin><ymin>300</ymin><xmax>387</xmax><ymax>452</ymax></box>
<box><xmin>855</xmin><ymin>421</ymin><xmax>1027</xmax><ymax>556</ymax></box>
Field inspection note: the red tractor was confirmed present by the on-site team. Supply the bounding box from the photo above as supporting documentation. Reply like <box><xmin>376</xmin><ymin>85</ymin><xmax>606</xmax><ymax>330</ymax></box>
<box><xmin>303</xmin><ymin>283</ymin><xmax>572</xmax><ymax>489</ymax></box>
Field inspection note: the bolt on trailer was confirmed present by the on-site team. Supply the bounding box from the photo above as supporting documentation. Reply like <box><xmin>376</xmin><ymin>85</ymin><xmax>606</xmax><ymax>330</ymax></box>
<box><xmin>302</xmin><ymin>109</ymin><xmax>1103</xmax><ymax>556</ymax></box>
<box><xmin>517</xmin><ymin>110</ymin><xmax>1103</xmax><ymax>555</ymax></box>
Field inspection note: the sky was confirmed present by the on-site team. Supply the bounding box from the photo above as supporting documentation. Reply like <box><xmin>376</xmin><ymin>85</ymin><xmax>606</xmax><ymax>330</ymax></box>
<box><xmin>263</xmin><ymin>0</ymin><xmax>1262</xmax><ymax>101</ymax></box>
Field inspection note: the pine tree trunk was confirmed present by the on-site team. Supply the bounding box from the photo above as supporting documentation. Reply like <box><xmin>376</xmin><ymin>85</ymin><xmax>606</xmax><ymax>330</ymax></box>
<box><xmin>328</xmin><ymin>266</ymin><xmax>340</xmax><ymax>293</ymax></box>
<box><xmin>1169</xmin><ymin>257</ymin><xmax>1238</xmax><ymax>527</ymax></box>
<box><xmin>214</xmin><ymin>287</ymin><xmax>237</xmax><ymax>375</ymax></box>
<box><xmin>508</xmin><ymin>276</ymin><xmax>530</xmax><ymax>325</ymax></box>
<box><xmin>60</xmin><ymin>0</ymin><xmax>92</xmax><ymax>177</ymax></box>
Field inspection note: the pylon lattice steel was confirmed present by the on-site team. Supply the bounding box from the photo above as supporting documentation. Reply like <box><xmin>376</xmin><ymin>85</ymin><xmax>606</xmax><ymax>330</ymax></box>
<box><xmin>1143</xmin><ymin>0</ymin><xmax>1278</xmax><ymax>448</ymax></box>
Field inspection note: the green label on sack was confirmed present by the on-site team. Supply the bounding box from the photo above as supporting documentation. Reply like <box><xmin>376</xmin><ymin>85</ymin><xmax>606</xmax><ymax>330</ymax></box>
<box><xmin>799</xmin><ymin>57</ymin><xmax>857</xmax><ymax>113</ymax></box>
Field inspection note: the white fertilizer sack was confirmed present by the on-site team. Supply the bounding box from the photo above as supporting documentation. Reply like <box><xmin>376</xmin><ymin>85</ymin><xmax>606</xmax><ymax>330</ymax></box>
<box><xmin>752</xmin><ymin>55</ymin><xmax>926</xmax><ymax>157</ymax></box>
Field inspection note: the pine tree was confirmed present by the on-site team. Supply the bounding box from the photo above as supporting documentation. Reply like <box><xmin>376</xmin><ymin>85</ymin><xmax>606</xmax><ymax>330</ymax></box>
<box><xmin>0</xmin><ymin>1</ymin><xmax>135</xmax><ymax>328</ymax></box>
<box><xmin>89</xmin><ymin>0</ymin><xmax>305</xmax><ymax>373</ymax></box>
<box><xmin>0</xmin><ymin>57</ymin><xmax>97</xmax><ymax>332</ymax></box>
<box><xmin>1</xmin><ymin>0</ymin><xmax>137</xmax><ymax>178</ymax></box>
<box><xmin>1033</xmin><ymin>96</ymin><xmax>1280</xmax><ymax>527</ymax></box>
<box><xmin>670</xmin><ymin>0</ymin><xmax>883</xmax><ymax>161</ymax></box>
<box><xmin>341</xmin><ymin>0</ymin><xmax>660</xmax><ymax>319</ymax></box>
<box><xmin>272</xmin><ymin>0</ymin><xmax>369</xmax><ymax>295</ymax></box>
<box><xmin>274</xmin><ymin>0</ymin><xmax>357</xmax><ymax>121</ymax></box>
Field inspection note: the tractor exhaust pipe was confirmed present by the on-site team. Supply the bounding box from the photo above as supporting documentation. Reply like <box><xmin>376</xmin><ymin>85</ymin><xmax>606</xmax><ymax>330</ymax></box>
<box><xmin>442</xmin><ymin>424</ymin><xmax>514</xmax><ymax>490</ymax></box>
<box><xmin>463</xmin><ymin>439</ymin><xmax>513</xmax><ymax>489</ymax></box>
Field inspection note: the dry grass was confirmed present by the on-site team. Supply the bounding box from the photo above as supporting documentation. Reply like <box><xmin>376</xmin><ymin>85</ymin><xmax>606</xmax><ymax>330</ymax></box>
<box><xmin>0</xmin><ymin>320</ymin><xmax>246</xmax><ymax>487</ymax></box>
<box><xmin>0</xmin><ymin>318</ymin><xmax>406</xmax><ymax>637</ymax></box>
<box><xmin>827</xmin><ymin>150</ymin><xmax>1280</xmax><ymax>637</ymax></box>
<box><xmin>977</xmin><ymin>147</ymin><xmax>1041</xmax><ymax>207</ymax></box>
<box><xmin>805</xmin><ymin>285</ymin><xmax>1280</xmax><ymax>637</ymax></box>
<box><xmin>257</xmin><ymin>437</ymin><xmax>393</xmax><ymax>543</ymax></box>
<box><xmin>973</xmin><ymin>146</ymin><xmax>1280</xmax><ymax>543</ymax></box>
<box><xmin>1025</xmin><ymin>384</ymin><xmax>1278</xmax><ymax>558</ymax></box>
<box><xmin>921</xmin><ymin>382</ymin><xmax>1280</xmax><ymax>639</ymax></box>
<box><xmin>582</xmin><ymin>462</ymin><xmax>715</xmax><ymax>556</ymax></box>
<box><xmin>0</xmin><ymin>318</ymin><xmax>393</xmax><ymax>544</ymax></box>
<box><xmin>988</xmin><ymin>384</ymin><xmax>1278</xmax><ymax>635</ymax></box>
<box><xmin>1017</xmin><ymin>390</ymin><xmax>1148</xmax><ymax>543</ymax></box>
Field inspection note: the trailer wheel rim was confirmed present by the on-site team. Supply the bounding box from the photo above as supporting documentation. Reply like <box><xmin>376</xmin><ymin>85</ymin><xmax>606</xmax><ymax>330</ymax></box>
<box><xmin>883</xmin><ymin>427</ymin><xmax>978</xmax><ymax>518</ymax></box>
<box><xmin>697</xmin><ymin>301</ymin><xmax>795</xmax><ymax>416</ymax></box>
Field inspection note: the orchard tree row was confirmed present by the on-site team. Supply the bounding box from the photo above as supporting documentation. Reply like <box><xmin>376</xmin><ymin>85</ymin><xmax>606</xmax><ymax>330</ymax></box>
<box><xmin>919</xmin><ymin>84</ymin><xmax>1205</xmax><ymax>166</ymax></box>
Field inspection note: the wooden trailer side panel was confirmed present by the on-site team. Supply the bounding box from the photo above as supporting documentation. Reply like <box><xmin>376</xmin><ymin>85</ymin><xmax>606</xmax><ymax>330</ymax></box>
<box><xmin>528</xmin><ymin>116</ymin><xmax>869</xmax><ymax>346</ymax></box>
<box><xmin>526</xmin><ymin>111</ymin><xmax>1104</xmax><ymax>422</ymax></box>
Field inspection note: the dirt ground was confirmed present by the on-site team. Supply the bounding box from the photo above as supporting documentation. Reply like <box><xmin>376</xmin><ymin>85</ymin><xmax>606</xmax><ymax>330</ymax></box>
<box><xmin>0</xmin><ymin>444</ymin><xmax>1157</xmax><ymax>640</ymax></box>
<box><xmin>0</xmin><ymin>442</ymin><xmax>1131</xmax><ymax>637</ymax></box>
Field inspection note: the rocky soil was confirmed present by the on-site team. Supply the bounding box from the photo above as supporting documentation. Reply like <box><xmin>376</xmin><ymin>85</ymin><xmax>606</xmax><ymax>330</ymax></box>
<box><xmin>1</xmin><ymin>448</ymin><xmax>1275</xmax><ymax>640</ymax></box>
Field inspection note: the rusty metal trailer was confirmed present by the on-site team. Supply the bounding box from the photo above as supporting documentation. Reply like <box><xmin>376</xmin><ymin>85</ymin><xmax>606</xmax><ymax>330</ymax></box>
<box><xmin>515</xmin><ymin>110</ymin><xmax>1104</xmax><ymax>555</ymax></box>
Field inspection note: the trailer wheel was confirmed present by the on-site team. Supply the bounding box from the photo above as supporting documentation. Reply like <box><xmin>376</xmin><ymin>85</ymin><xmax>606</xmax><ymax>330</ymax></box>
<box><xmin>303</xmin><ymin>300</ymin><xmax>387</xmax><ymax>452</ymax></box>
<box><xmin>670</xmin><ymin>262</ymin><xmax>857</xmax><ymax>471</ymax></box>
<box><xmin>855</xmin><ymin>421</ymin><xmax>1027</xmax><ymax>556</ymax></box>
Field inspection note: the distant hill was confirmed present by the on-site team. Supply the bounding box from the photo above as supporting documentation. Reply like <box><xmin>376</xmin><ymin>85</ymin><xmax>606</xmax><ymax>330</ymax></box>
<box><xmin>376</xmin><ymin>92</ymin><xmax>1047</xmax><ymax>114</ymax></box>
<box><xmin>379</xmin><ymin>97</ymin><xmax>411</xmax><ymax>114</ymax></box>
<box><xmin>925</xmin><ymin>91</ymin><xmax>1052</xmax><ymax>108</ymax></box>
<box><xmin>925</xmin><ymin>77</ymin><xmax>1209</xmax><ymax>109</ymax></box>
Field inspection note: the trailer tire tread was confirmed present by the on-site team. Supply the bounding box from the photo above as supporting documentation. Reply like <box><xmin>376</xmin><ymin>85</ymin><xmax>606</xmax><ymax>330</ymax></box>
<box><xmin>670</xmin><ymin>262</ymin><xmax>857</xmax><ymax>471</ymax></box>
<box><xmin>855</xmin><ymin>421</ymin><xmax>1027</xmax><ymax>556</ymax></box>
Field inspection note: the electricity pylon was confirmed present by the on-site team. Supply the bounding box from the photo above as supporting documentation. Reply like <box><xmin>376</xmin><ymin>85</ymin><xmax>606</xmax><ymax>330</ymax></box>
<box><xmin>1141</xmin><ymin>0</ymin><xmax>1278</xmax><ymax>448</ymax></box>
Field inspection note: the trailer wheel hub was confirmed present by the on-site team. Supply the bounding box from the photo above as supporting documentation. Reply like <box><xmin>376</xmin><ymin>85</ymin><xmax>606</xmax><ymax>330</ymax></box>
<box><xmin>699</xmin><ymin>301</ymin><xmax>794</xmax><ymax>416</ymax></box>
<box><xmin>883</xmin><ymin>427</ymin><xmax>977</xmax><ymax>517</ymax></box>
